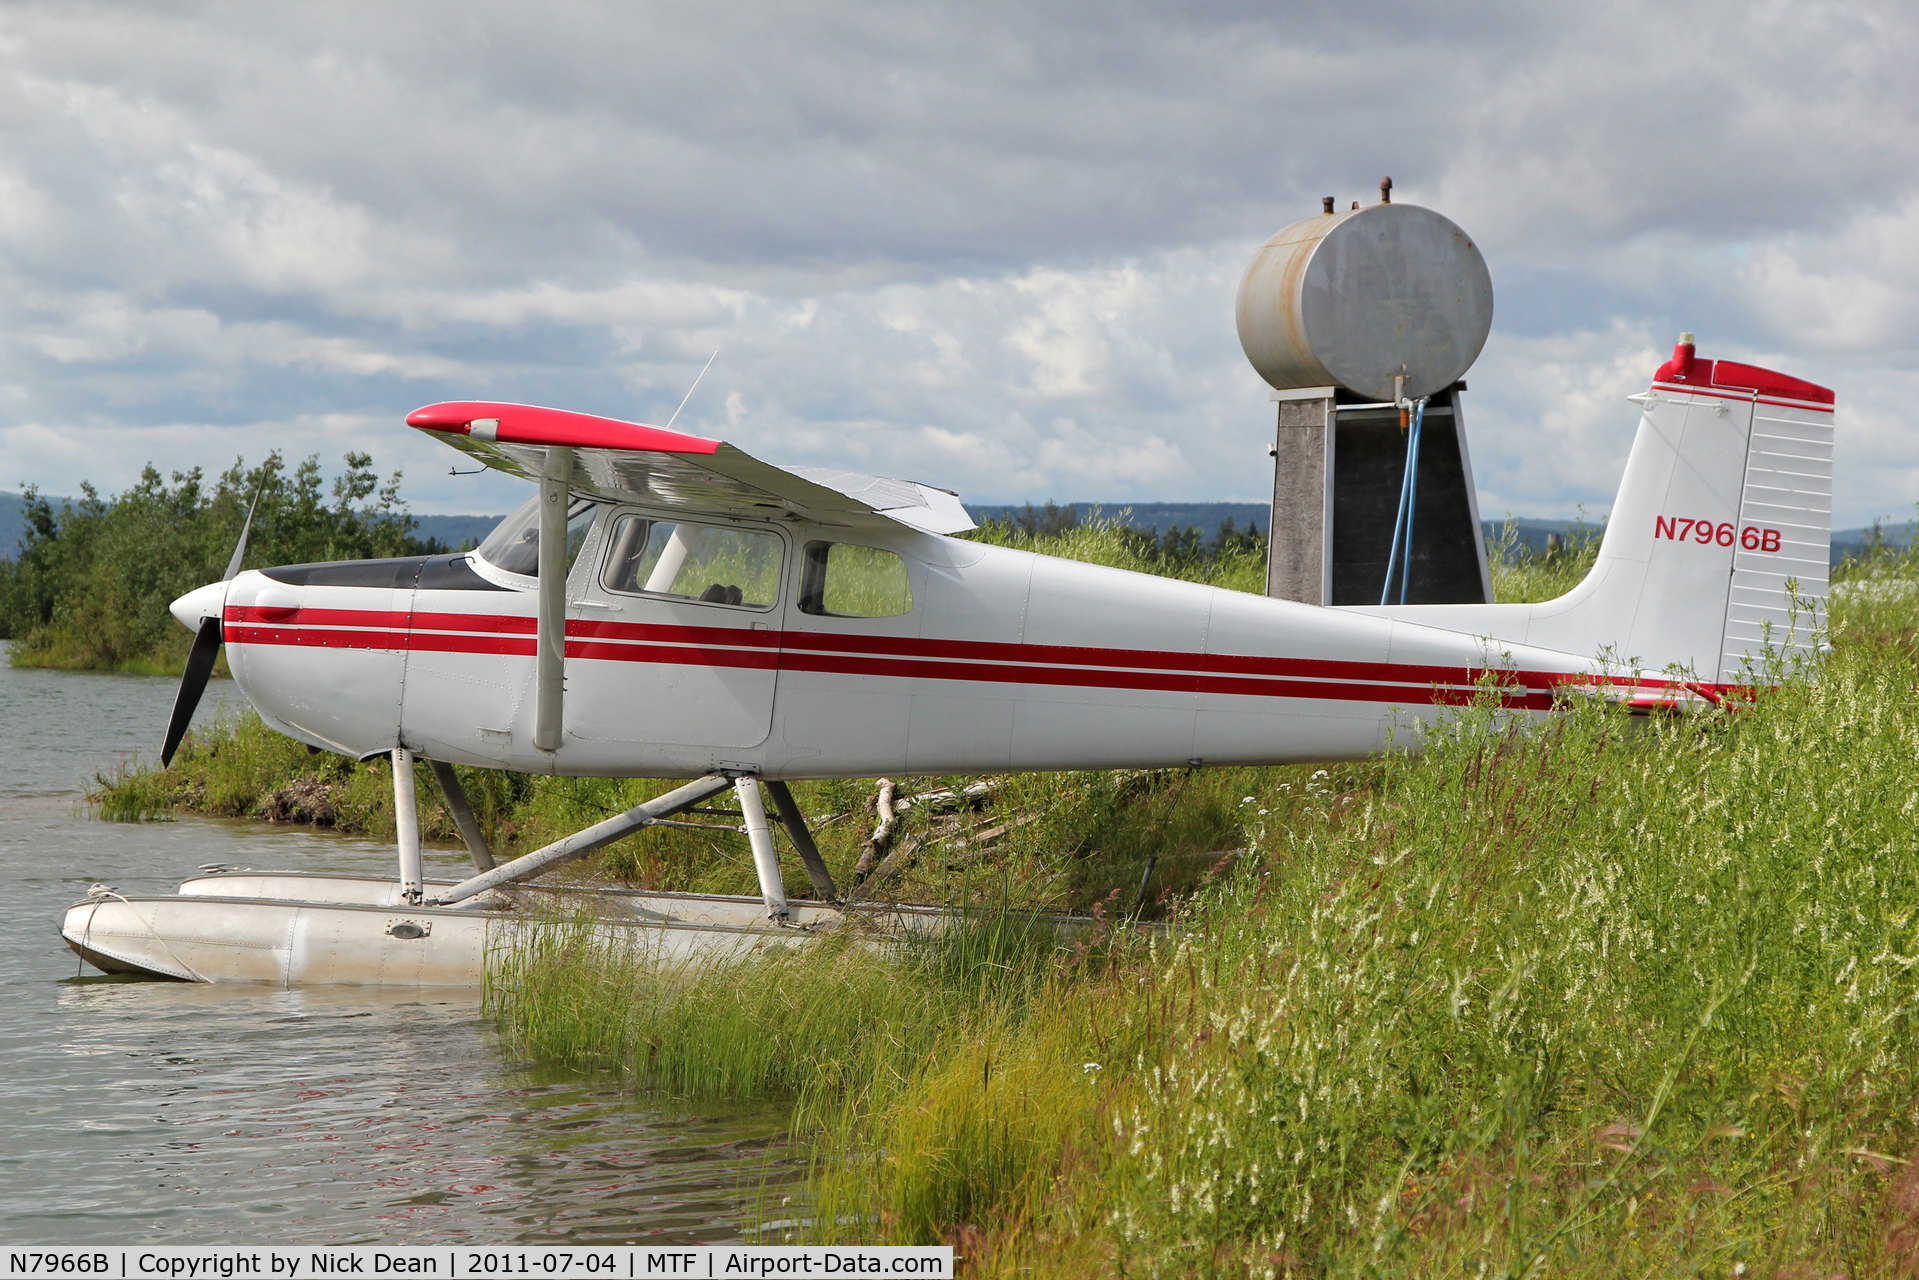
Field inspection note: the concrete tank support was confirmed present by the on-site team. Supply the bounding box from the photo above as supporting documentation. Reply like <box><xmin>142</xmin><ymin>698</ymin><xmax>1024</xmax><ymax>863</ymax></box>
<box><xmin>1266</xmin><ymin>387</ymin><xmax>1336</xmax><ymax>605</ymax></box>
<box><xmin>1265</xmin><ymin>383</ymin><xmax>1494</xmax><ymax>607</ymax></box>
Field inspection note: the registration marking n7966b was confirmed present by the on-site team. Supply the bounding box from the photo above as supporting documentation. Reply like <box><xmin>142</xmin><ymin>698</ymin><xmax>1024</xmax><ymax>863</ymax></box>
<box><xmin>1654</xmin><ymin>517</ymin><xmax>1781</xmax><ymax>552</ymax></box>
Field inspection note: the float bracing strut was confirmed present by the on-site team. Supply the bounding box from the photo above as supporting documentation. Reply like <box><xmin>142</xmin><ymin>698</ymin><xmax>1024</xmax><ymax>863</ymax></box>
<box><xmin>764</xmin><ymin>780</ymin><xmax>839</xmax><ymax>901</ymax></box>
<box><xmin>427</xmin><ymin>759</ymin><xmax>496</xmax><ymax>873</ymax></box>
<box><xmin>430</xmin><ymin>774</ymin><xmax>734</xmax><ymax>906</ymax></box>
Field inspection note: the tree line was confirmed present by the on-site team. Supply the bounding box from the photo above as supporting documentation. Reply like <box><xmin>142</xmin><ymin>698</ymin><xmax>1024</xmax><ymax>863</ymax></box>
<box><xmin>0</xmin><ymin>452</ymin><xmax>441</xmax><ymax>673</ymax></box>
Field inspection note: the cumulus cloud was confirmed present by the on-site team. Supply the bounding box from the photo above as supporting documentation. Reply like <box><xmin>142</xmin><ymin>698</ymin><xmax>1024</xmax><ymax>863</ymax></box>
<box><xmin>0</xmin><ymin>0</ymin><xmax>1912</xmax><ymax>523</ymax></box>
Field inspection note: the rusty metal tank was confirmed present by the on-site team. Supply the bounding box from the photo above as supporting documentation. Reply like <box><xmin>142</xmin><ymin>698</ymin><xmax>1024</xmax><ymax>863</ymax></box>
<box><xmin>1236</xmin><ymin>202</ymin><xmax>1493</xmax><ymax>402</ymax></box>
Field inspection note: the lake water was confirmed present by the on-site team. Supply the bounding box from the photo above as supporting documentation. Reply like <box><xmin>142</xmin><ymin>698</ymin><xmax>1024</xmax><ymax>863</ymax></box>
<box><xmin>0</xmin><ymin>651</ymin><xmax>797</xmax><ymax>1244</ymax></box>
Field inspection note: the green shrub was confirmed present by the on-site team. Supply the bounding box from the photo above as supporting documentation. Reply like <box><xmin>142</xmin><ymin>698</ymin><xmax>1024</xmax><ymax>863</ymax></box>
<box><xmin>3</xmin><ymin>452</ymin><xmax>427</xmax><ymax>673</ymax></box>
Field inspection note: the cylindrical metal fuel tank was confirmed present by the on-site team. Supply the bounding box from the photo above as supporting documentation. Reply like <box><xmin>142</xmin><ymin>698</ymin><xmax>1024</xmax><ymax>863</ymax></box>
<box><xmin>1237</xmin><ymin>203</ymin><xmax>1493</xmax><ymax>402</ymax></box>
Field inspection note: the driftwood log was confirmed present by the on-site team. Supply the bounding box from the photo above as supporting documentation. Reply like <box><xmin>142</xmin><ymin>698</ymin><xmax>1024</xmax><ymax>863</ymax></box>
<box><xmin>850</xmin><ymin>777</ymin><xmax>897</xmax><ymax>886</ymax></box>
<box><xmin>892</xmin><ymin>779</ymin><xmax>998</xmax><ymax>813</ymax></box>
<box><xmin>856</xmin><ymin>834</ymin><xmax>922</xmax><ymax>890</ymax></box>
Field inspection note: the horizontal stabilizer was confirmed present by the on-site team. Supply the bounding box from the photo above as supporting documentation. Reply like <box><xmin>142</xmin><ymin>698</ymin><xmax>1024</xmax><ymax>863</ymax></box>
<box><xmin>406</xmin><ymin>401</ymin><xmax>975</xmax><ymax>535</ymax></box>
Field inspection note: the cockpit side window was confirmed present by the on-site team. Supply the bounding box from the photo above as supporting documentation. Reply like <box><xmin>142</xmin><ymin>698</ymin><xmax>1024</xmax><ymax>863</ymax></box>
<box><xmin>600</xmin><ymin>516</ymin><xmax>782</xmax><ymax>609</ymax></box>
<box><xmin>474</xmin><ymin>493</ymin><xmax>599</xmax><ymax>578</ymax></box>
<box><xmin>798</xmin><ymin>542</ymin><xmax>914</xmax><ymax>617</ymax></box>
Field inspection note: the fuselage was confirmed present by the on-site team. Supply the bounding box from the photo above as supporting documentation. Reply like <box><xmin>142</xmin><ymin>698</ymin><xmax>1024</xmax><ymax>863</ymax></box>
<box><xmin>212</xmin><ymin>501</ymin><xmax>1633</xmax><ymax>779</ymax></box>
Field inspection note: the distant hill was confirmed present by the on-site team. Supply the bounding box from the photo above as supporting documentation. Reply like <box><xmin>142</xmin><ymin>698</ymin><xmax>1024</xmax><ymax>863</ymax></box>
<box><xmin>0</xmin><ymin>491</ymin><xmax>28</xmax><ymax>555</ymax></box>
<box><xmin>414</xmin><ymin>514</ymin><xmax>504</xmax><ymax>551</ymax></box>
<box><xmin>1831</xmin><ymin>521</ymin><xmax>1917</xmax><ymax>561</ymax></box>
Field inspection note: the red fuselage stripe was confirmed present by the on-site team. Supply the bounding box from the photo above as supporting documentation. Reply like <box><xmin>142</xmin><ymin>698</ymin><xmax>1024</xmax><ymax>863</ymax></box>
<box><xmin>223</xmin><ymin>605</ymin><xmax>1693</xmax><ymax>709</ymax></box>
<box><xmin>228</xmin><ymin>605</ymin><xmax>1563</xmax><ymax>690</ymax></box>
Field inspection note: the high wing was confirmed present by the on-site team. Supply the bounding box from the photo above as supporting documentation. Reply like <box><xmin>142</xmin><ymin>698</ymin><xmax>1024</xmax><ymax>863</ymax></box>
<box><xmin>406</xmin><ymin>401</ymin><xmax>975</xmax><ymax>535</ymax></box>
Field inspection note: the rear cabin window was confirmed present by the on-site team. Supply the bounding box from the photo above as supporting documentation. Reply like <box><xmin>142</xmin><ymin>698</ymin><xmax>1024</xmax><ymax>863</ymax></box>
<box><xmin>799</xmin><ymin>542</ymin><xmax>914</xmax><ymax>618</ymax></box>
<box><xmin>475</xmin><ymin>493</ymin><xmax>598</xmax><ymax>578</ymax></box>
<box><xmin>601</xmin><ymin>516</ymin><xmax>782</xmax><ymax>608</ymax></box>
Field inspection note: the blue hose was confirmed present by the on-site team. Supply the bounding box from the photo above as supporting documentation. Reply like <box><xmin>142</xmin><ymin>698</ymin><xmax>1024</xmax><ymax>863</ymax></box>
<box><xmin>1379</xmin><ymin>398</ymin><xmax>1427</xmax><ymax>606</ymax></box>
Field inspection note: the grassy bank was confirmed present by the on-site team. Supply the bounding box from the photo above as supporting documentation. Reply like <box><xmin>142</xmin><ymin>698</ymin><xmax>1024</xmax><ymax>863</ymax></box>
<box><xmin>87</xmin><ymin>509</ymin><xmax>1919</xmax><ymax>1269</ymax></box>
<box><xmin>484</xmin><ymin>544</ymin><xmax>1919</xmax><ymax>1272</ymax></box>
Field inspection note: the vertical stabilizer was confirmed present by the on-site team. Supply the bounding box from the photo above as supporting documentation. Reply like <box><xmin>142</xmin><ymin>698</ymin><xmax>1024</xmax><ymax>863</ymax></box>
<box><xmin>1349</xmin><ymin>338</ymin><xmax>1834</xmax><ymax>683</ymax></box>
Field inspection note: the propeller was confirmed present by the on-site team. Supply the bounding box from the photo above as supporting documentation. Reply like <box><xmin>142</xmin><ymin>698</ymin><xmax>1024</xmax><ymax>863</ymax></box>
<box><xmin>161</xmin><ymin>486</ymin><xmax>263</xmax><ymax>767</ymax></box>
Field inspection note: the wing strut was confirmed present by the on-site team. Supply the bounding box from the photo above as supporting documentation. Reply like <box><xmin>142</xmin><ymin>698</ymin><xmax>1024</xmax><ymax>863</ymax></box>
<box><xmin>535</xmin><ymin>448</ymin><xmax>573</xmax><ymax>752</ymax></box>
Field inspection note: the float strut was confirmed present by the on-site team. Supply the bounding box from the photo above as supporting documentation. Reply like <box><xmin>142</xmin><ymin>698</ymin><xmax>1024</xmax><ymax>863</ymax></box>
<box><xmin>427</xmin><ymin>759</ymin><xmax>496</xmax><ymax>872</ymax></box>
<box><xmin>735</xmin><ymin>777</ymin><xmax>790</xmax><ymax>923</ymax></box>
<box><xmin>764</xmin><ymin>780</ymin><xmax>838</xmax><ymax>901</ymax></box>
<box><xmin>393</xmin><ymin>746</ymin><xmax>423</xmax><ymax>904</ymax></box>
<box><xmin>430</xmin><ymin>774</ymin><xmax>734</xmax><ymax>906</ymax></box>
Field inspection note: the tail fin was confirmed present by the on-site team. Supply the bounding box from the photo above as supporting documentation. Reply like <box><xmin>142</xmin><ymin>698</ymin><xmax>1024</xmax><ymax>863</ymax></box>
<box><xmin>1357</xmin><ymin>337</ymin><xmax>1834</xmax><ymax>682</ymax></box>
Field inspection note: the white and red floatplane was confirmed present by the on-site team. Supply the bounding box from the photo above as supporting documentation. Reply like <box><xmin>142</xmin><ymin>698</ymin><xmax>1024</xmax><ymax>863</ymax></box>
<box><xmin>62</xmin><ymin>337</ymin><xmax>1834</xmax><ymax>984</ymax></box>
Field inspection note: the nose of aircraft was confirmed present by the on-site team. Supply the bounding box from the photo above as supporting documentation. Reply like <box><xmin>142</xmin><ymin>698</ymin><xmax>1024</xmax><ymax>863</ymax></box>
<box><xmin>169</xmin><ymin>580</ymin><xmax>228</xmax><ymax>631</ymax></box>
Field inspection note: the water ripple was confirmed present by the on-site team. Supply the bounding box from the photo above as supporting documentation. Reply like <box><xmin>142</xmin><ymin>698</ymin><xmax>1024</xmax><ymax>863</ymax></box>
<box><xmin>0</xmin><ymin>655</ymin><xmax>797</xmax><ymax>1244</ymax></box>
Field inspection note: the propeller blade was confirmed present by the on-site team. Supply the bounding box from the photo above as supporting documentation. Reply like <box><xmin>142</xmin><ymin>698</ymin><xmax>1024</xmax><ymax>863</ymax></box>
<box><xmin>223</xmin><ymin>481</ymin><xmax>265</xmax><ymax>581</ymax></box>
<box><xmin>163</xmin><ymin>482</ymin><xmax>261</xmax><ymax>764</ymax></box>
<box><xmin>161</xmin><ymin>616</ymin><xmax>223</xmax><ymax>767</ymax></box>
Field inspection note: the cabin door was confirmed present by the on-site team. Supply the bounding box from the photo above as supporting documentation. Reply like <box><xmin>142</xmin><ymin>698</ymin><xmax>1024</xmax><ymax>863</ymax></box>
<box><xmin>561</xmin><ymin>510</ymin><xmax>787</xmax><ymax>769</ymax></box>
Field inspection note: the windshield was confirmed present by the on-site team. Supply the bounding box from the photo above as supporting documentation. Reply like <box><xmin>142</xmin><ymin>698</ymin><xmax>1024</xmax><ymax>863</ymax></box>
<box><xmin>474</xmin><ymin>493</ymin><xmax>599</xmax><ymax>578</ymax></box>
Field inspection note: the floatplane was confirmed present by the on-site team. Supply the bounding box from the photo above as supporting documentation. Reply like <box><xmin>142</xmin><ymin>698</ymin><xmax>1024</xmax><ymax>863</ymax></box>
<box><xmin>61</xmin><ymin>336</ymin><xmax>1834</xmax><ymax>984</ymax></box>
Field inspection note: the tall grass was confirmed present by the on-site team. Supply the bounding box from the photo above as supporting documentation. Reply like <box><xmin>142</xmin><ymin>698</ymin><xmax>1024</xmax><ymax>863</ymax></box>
<box><xmin>88</xmin><ymin>712</ymin><xmax>530</xmax><ymax>844</ymax></box>
<box><xmin>1089</xmin><ymin>653</ymin><xmax>1919</xmax><ymax>1274</ymax></box>
<box><xmin>1487</xmin><ymin>515</ymin><xmax>1604</xmax><ymax>604</ymax></box>
<box><xmin>495</xmin><ymin>540</ymin><xmax>1919</xmax><ymax>1273</ymax></box>
<box><xmin>489</xmin><ymin>907</ymin><xmax>1069</xmax><ymax>1097</ymax></box>
<box><xmin>966</xmin><ymin>511</ymin><xmax>1268</xmax><ymax>595</ymax></box>
<box><xmin>769</xmin><ymin>606</ymin><xmax>1919</xmax><ymax>1272</ymax></box>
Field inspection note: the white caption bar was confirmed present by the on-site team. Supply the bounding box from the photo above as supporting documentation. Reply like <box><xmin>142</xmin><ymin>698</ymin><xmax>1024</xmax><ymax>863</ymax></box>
<box><xmin>0</xmin><ymin>1250</ymin><xmax>954</xmax><ymax>1280</ymax></box>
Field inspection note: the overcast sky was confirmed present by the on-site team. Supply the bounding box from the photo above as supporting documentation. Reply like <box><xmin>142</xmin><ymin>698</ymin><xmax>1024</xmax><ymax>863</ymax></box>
<box><xmin>1</xmin><ymin>0</ymin><xmax>1914</xmax><ymax>525</ymax></box>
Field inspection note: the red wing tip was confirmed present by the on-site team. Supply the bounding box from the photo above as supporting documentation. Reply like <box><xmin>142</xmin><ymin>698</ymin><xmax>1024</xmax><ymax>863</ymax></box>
<box><xmin>403</xmin><ymin>401</ymin><xmax>721</xmax><ymax>454</ymax></box>
<box><xmin>406</xmin><ymin>405</ymin><xmax>473</xmax><ymax>431</ymax></box>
